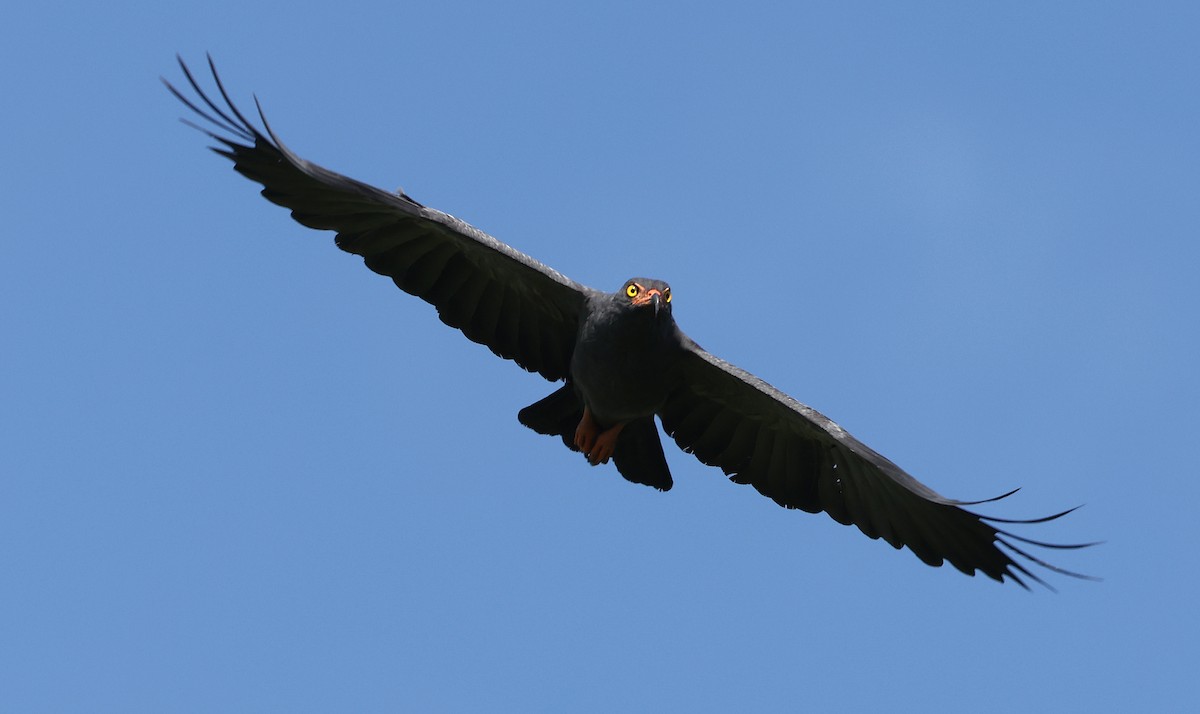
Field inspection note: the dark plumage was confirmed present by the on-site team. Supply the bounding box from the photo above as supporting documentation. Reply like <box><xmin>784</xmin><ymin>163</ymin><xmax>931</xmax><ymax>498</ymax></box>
<box><xmin>166</xmin><ymin>56</ymin><xmax>1096</xmax><ymax>589</ymax></box>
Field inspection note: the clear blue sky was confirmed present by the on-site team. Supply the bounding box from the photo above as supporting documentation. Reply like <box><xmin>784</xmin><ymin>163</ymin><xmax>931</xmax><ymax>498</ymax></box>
<box><xmin>3</xmin><ymin>2</ymin><xmax>1196</xmax><ymax>711</ymax></box>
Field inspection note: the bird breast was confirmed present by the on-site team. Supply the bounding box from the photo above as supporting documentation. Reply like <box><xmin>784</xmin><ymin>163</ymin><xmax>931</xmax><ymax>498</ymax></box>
<box><xmin>570</xmin><ymin>301</ymin><xmax>681</xmax><ymax>426</ymax></box>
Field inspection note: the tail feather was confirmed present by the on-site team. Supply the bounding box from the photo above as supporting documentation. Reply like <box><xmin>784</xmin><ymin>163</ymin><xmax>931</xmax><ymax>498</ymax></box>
<box><xmin>613</xmin><ymin>417</ymin><xmax>673</xmax><ymax>491</ymax></box>
<box><xmin>518</xmin><ymin>383</ymin><xmax>583</xmax><ymax>452</ymax></box>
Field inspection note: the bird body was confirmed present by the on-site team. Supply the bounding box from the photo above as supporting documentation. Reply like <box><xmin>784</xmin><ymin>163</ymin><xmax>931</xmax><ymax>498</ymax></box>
<box><xmin>572</xmin><ymin>280</ymin><xmax>681</xmax><ymax>427</ymax></box>
<box><xmin>166</xmin><ymin>56</ymin><xmax>1094</xmax><ymax>588</ymax></box>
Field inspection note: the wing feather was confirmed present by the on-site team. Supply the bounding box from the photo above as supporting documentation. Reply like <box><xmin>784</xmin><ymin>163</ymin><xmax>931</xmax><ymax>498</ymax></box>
<box><xmin>166</xmin><ymin>56</ymin><xmax>590</xmax><ymax>380</ymax></box>
<box><xmin>661</xmin><ymin>338</ymin><xmax>1095</xmax><ymax>587</ymax></box>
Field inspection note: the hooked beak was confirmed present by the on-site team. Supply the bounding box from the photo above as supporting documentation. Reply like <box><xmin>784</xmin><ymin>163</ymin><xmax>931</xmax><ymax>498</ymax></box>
<box><xmin>631</xmin><ymin>286</ymin><xmax>666</xmax><ymax>317</ymax></box>
<box><xmin>634</xmin><ymin>288</ymin><xmax>664</xmax><ymax>316</ymax></box>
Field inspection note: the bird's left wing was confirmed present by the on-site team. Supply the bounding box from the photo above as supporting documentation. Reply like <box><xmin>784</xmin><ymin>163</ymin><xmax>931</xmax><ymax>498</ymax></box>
<box><xmin>165</xmin><ymin>56</ymin><xmax>591</xmax><ymax>381</ymax></box>
<box><xmin>660</xmin><ymin>337</ymin><xmax>1094</xmax><ymax>588</ymax></box>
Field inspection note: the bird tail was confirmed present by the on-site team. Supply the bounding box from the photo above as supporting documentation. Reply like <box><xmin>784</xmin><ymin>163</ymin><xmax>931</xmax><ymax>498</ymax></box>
<box><xmin>518</xmin><ymin>384</ymin><xmax>673</xmax><ymax>491</ymax></box>
<box><xmin>518</xmin><ymin>383</ymin><xmax>584</xmax><ymax>452</ymax></box>
<box><xmin>612</xmin><ymin>417</ymin><xmax>673</xmax><ymax>492</ymax></box>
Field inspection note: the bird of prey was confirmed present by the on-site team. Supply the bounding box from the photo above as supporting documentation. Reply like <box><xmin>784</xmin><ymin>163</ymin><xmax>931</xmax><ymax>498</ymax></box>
<box><xmin>165</xmin><ymin>56</ymin><xmax>1094</xmax><ymax>589</ymax></box>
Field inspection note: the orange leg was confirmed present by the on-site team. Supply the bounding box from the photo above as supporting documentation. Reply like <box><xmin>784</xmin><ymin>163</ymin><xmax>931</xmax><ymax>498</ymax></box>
<box><xmin>574</xmin><ymin>407</ymin><xmax>626</xmax><ymax>465</ymax></box>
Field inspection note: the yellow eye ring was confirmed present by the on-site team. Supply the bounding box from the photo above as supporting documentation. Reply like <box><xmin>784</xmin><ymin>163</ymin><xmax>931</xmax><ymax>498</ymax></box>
<box><xmin>626</xmin><ymin>284</ymin><xmax>639</xmax><ymax>298</ymax></box>
<box><xmin>664</xmin><ymin>290</ymin><xmax>671</xmax><ymax>303</ymax></box>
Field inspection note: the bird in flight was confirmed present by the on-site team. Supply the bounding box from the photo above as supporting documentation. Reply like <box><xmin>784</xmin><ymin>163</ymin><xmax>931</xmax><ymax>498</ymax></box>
<box><xmin>165</xmin><ymin>56</ymin><xmax>1094</xmax><ymax>589</ymax></box>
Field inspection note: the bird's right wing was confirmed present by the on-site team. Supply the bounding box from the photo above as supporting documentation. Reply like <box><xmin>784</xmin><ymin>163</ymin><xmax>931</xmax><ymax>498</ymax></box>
<box><xmin>165</xmin><ymin>56</ymin><xmax>591</xmax><ymax>381</ymax></box>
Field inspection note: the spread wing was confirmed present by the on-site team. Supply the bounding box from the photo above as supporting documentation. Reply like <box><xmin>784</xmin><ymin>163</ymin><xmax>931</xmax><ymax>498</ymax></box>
<box><xmin>165</xmin><ymin>56</ymin><xmax>590</xmax><ymax>381</ymax></box>
<box><xmin>660</xmin><ymin>338</ymin><xmax>1095</xmax><ymax>589</ymax></box>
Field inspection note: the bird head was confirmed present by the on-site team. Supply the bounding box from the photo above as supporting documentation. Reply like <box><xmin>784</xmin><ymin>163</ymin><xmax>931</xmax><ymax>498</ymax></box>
<box><xmin>620</xmin><ymin>278</ymin><xmax>672</xmax><ymax>318</ymax></box>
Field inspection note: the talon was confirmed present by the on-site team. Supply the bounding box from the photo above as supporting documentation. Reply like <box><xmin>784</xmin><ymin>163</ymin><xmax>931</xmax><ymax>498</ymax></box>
<box><xmin>574</xmin><ymin>407</ymin><xmax>599</xmax><ymax>455</ymax></box>
<box><xmin>574</xmin><ymin>407</ymin><xmax>626</xmax><ymax>465</ymax></box>
<box><xmin>588</xmin><ymin>421</ymin><xmax>626</xmax><ymax>465</ymax></box>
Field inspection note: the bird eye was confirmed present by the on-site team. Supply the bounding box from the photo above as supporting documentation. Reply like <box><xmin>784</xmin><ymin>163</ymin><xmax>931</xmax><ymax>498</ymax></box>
<box><xmin>664</xmin><ymin>289</ymin><xmax>671</xmax><ymax>303</ymax></box>
<box><xmin>626</xmin><ymin>284</ymin><xmax>639</xmax><ymax>298</ymax></box>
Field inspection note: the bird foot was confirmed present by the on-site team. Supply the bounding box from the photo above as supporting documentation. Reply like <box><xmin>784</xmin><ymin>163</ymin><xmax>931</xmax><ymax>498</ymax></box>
<box><xmin>574</xmin><ymin>408</ymin><xmax>625</xmax><ymax>465</ymax></box>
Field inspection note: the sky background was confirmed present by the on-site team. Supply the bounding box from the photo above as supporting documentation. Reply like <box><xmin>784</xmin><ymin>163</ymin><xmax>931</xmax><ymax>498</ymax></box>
<box><xmin>2</xmin><ymin>2</ymin><xmax>1197</xmax><ymax>711</ymax></box>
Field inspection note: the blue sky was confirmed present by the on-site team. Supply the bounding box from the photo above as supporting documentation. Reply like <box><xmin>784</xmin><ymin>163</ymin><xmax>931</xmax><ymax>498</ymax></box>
<box><xmin>3</xmin><ymin>1</ymin><xmax>1197</xmax><ymax>711</ymax></box>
